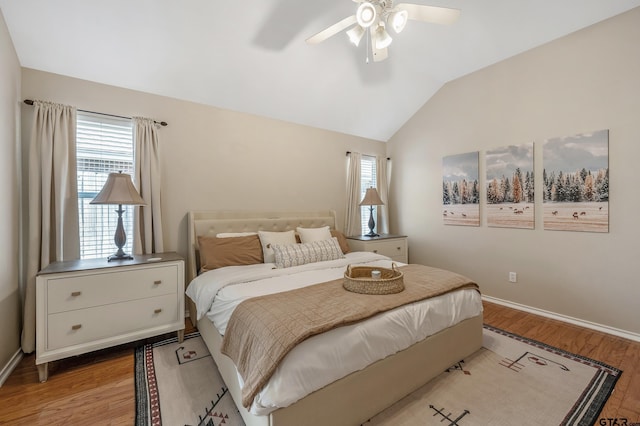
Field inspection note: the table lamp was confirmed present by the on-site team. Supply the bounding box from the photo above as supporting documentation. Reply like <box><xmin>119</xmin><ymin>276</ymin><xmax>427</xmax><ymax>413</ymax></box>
<box><xmin>90</xmin><ymin>172</ymin><xmax>146</xmax><ymax>261</ymax></box>
<box><xmin>359</xmin><ymin>187</ymin><xmax>384</xmax><ymax>237</ymax></box>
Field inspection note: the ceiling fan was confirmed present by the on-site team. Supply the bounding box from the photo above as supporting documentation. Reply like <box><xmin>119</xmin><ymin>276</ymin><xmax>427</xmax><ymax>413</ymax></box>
<box><xmin>306</xmin><ymin>0</ymin><xmax>460</xmax><ymax>62</ymax></box>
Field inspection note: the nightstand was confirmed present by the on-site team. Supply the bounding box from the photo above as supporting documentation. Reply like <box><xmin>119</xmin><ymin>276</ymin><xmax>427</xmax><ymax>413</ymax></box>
<box><xmin>347</xmin><ymin>234</ymin><xmax>408</xmax><ymax>263</ymax></box>
<box><xmin>35</xmin><ymin>252</ymin><xmax>185</xmax><ymax>382</ymax></box>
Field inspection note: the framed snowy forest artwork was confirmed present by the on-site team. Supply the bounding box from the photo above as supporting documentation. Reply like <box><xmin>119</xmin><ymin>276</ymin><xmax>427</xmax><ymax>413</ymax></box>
<box><xmin>442</xmin><ymin>151</ymin><xmax>480</xmax><ymax>226</ymax></box>
<box><xmin>542</xmin><ymin>129</ymin><xmax>609</xmax><ymax>233</ymax></box>
<box><xmin>486</xmin><ymin>143</ymin><xmax>534</xmax><ymax>229</ymax></box>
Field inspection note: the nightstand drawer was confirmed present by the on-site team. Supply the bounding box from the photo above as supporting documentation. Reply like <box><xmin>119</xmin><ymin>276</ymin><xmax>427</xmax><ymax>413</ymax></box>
<box><xmin>347</xmin><ymin>235</ymin><xmax>408</xmax><ymax>263</ymax></box>
<box><xmin>364</xmin><ymin>239</ymin><xmax>407</xmax><ymax>260</ymax></box>
<box><xmin>46</xmin><ymin>294</ymin><xmax>179</xmax><ymax>350</ymax></box>
<box><xmin>47</xmin><ymin>265</ymin><xmax>178</xmax><ymax>314</ymax></box>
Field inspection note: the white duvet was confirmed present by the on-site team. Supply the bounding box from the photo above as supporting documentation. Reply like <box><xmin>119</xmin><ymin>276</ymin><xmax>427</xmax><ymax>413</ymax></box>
<box><xmin>185</xmin><ymin>252</ymin><xmax>482</xmax><ymax>415</ymax></box>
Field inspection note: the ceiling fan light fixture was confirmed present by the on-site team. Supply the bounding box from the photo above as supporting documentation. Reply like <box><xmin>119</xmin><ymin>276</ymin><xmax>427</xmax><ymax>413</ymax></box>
<box><xmin>356</xmin><ymin>2</ymin><xmax>377</xmax><ymax>28</ymax></box>
<box><xmin>374</xmin><ymin>23</ymin><xmax>392</xmax><ymax>49</ymax></box>
<box><xmin>346</xmin><ymin>25</ymin><xmax>366</xmax><ymax>46</ymax></box>
<box><xmin>389</xmin><ymin>9</ymin><xmax>408</xmax><ymax>33</ymax></box>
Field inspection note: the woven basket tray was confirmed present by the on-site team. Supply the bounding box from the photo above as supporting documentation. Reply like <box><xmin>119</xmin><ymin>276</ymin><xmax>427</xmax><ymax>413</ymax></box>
<box><xmin>343</xmin><ymin>263</ymin><xmax>404</xmax><ymax>295</ymax></box>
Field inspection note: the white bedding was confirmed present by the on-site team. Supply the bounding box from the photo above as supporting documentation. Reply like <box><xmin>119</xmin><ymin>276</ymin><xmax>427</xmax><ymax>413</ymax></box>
<box><xmin>185</xmin><ymin>252</ymin><xmax>483</xmax><ymax>415</ymax></box>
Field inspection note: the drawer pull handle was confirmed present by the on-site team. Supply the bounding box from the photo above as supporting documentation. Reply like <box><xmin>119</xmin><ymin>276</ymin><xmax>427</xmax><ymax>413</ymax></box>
<box><xmin>71</xmin><ymin>291</ymin><xmax>82</xmax><ymax>297</ymax></box>
<box><xmin>153</xmin><ymin>280</ymin><xmax>162</xmax><ymax>285</ymax></box>
<box><xmin>373</xmin><ymin>250</ymin><xmax>378</xmax><ymax>253</ymax></box>
<box><xmin>71</xmin><ymin>324</ymin><xmax>82</xmax><ymax>331</ymax></box>
<box><xmin>154</xmin><ymin>308</ymin><xmax>162</xmax><ymax>314</ymax></box>
<box><xmin>397</xmin><ymin>247</ymin><xmax>401</xmax><ymax>251</ymax></box>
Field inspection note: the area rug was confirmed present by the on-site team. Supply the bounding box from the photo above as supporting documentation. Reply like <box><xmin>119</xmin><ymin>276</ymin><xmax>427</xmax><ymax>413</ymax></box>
<box><xmin>134</xmin><ymin>325</ymin><xmax>621</xmax><ymax>426</ymax></box>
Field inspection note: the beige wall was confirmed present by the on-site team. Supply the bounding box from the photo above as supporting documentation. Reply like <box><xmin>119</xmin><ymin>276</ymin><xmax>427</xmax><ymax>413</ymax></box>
<box><xmin>388</xmin><ymin>8</ymin><xmax>640</xmax><ymax>336</ymax></box>
<box><xmin>21</xmin><ymin>69</ymin><xmax>386</xmax><ymax>261</ymax></box>
<box><xmin>0</xmin><ymin>8</ymin><xmax>22</xmax><ymax>376</ymax></box>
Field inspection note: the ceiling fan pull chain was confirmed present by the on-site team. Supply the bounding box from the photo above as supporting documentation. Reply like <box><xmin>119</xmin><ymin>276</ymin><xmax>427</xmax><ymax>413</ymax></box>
<box><xmin>366</xmin><ymin>29</ymin><xmax>370</xmax><ymax>64</ymax></box>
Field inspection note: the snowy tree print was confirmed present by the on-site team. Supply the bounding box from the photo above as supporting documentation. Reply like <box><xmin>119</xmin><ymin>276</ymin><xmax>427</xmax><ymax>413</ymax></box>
<box><xmin>542</xmin><ymin>129</ymin><xmax>609</xmax><ymax>233</ymax></box>
<box><xmin>486</xmin><ymin>143</ymin><xmax>534</xmax><ymax>229</ymax></box>
<box><xmin>442</xmin><ymin>152</ymin><xmax>479</xmax><ymax>226</ymax></box>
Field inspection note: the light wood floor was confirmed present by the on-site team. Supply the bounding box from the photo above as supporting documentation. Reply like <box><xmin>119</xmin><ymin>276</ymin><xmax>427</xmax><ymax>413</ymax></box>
<box><xmin>1</xmin><ymin>301</ymin><xmax>638</xmax><ymax>425</ymax></box>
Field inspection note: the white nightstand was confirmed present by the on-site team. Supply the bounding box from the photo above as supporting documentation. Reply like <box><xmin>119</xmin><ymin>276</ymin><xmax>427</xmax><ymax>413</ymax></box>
<box><xmin>35</xmin><ymin>252</ymin><xmax>185</xmax><ymax>382</ymax></box>
<box><xmin>347</xmin><ymin>234</ymin><xmax>408</xmax><ymax>263</ymax></box>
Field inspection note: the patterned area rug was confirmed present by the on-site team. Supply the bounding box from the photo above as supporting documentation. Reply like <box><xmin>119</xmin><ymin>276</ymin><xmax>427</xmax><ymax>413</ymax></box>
<box><xmin>135</xmin><ymin>326</ymin><xmax>621</xmax><ymax>426</ymax></box>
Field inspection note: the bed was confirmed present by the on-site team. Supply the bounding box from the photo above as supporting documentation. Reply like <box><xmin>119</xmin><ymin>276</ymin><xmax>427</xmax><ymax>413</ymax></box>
<box><xmin>185</xmin><ymin>210</ymin><xmax>483</xmax><ymax>426</ymax></box>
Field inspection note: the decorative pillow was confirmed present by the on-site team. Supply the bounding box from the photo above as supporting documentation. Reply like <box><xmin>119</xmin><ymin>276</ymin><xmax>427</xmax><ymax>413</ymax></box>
<box><xmin>198</xmin><ymin>234</ymin><xmax>263</xmax><ymax>272</ymax></box>
<box><xmin>272</xmin><ymin>237</ymin><xmax>345</xmax><ymax>268</ymax></box>
<box><xmin>258</xmin><ymin>230</ymin><xmax>297</xmax><ymax>263</ymax></box>
<box><xmin>294</xmin><ymin>228</ymin><xmax>351</xmax><ymax>254</ymax></box>
<box><xmin>330</xmin><ymin>229</ymin><xmax>351</xmax><ymax>254</ymax></box>
<box><xmin>296</xmin><ymin>226</ymin><xmax>332</xmax><ymax>244</ymax></box>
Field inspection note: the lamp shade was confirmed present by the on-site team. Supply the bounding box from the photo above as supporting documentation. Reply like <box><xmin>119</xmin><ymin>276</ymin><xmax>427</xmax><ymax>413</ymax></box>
<box><xmin>90</xmin><ymin>172</ymin><xmax>146</xmax><ymax>205</ymax></box>
<box><xmin>356</xmin><ymin>2</ymin><xmax>377</xmax><ymax>28</ymax></box>
<box><xmin>374</xmin><ymin>23</ymin><xmax>392</xmax><ymax>49</ymax></box>
<box><xmin>347</xmin><ymin>24</ymin><xmax>366</xmax><ymax>46</ymax></box>
<box><xmin>359</xmin><ymin>187</ymin><xmax>384</xmax><ymax>206</ymax></box>
<box><xmin>389</xmin><ymin>9</ymin><xmax>408</xmax><ymax>33</ymax></box>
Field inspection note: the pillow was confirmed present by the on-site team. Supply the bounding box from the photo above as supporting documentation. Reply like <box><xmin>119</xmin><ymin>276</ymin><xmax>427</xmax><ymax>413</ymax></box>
<box><xmin>216</xmin><ymin>232</ymin><xmax>258</xmax><ymax>238</ymax></box>
<box><xmin>258</xmin><ymin>230</ymin><xmax>297</xmax><ymax>263</ymax></box>
<box><xmin>198</xmin><ymin>234</ymin><xmax>263</xmax><ymax>272</ymax></box>
<box><xmin>272</xmin><ymin>237</ymin><xmax>345</xmax><ymax>268</ymax></box>
<box><xmin>296</xmin><ymin>226</ymin><xmax>332</xmax><ymax>243</ymax></box>
<box><xmin>330</xmin><ymin>229</ymin><xmax>351</xmax><ymax>254</ymax></box>
<box><xmin>294</xmin><ymin>228</ymin><xmax>350</xmax><ymax>254</ymax></box>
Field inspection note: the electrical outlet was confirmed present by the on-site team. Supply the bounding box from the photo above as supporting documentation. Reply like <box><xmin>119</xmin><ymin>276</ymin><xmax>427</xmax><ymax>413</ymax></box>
<box><xmin>509</xmin><ymin>272</ymin><xmax>517</xmax><ymax>283</ymax></box>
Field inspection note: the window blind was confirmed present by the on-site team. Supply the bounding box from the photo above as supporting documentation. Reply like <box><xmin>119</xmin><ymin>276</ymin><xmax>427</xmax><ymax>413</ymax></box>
<box><xmin>360</xmin><ymin>155</ymin><xmax>378</xmax><ymax>234</ymax></box>
<box><xmin>76</xmin><ymin>112</ymin><xmax>134</xmax><ymax>259</ymax></box>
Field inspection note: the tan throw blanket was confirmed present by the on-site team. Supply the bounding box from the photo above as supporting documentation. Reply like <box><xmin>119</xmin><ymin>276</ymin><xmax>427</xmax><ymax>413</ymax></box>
<box><xmin>220</xmin><ymin>264</ymin><xmax>480</xmax><ymax>408</ymax></box>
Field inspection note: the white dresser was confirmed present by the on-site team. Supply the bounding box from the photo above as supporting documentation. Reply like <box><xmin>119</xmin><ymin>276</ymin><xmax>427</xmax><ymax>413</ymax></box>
<box><xmin>347</xmin><ymin>234</ymin><xmax>408</xmax><ymax>263</ymax></box>
<box><xmin>36</xmin><ymin>252</ymin><xmax>185</xmax><ymax>382</ymax></box>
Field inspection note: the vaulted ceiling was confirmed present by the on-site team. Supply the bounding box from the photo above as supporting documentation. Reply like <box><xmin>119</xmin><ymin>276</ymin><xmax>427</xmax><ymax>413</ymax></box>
<box><xmin>2</xmin><ymin>1</ymin><xmax>639</xmax><ymax>141</ymax></box>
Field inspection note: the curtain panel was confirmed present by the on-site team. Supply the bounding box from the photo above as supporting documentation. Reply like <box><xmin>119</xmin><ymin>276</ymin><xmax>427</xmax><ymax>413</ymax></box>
<box><xmin>344</xmin><ymin>152</ymin><xmax>362</xmax><ymax>236</ymax></box>
<box><xmin>22</xmin><ymin>101</ymin><xmax>80</xmax><ymax>353</ymax></box>
<box><xmin>376</xmin><ymin>156</ymin><xmax>390</xmax><ymax>234</ymax></box>
<box><xmin>133</xmin><ymin>117</ymin><xmax>164</xmax><ymax>255</ymax></box>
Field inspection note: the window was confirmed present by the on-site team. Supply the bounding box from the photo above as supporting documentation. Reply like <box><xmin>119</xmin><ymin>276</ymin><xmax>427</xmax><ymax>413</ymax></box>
<box><xmin>360</xmin><ymin>155</ymin><xmax>377</xmax><ymax>235</ymax></box>
<box><xmin>76</xmin><ymin>112</ymin><xmax>134</xmax><ymax>259</ymax></box>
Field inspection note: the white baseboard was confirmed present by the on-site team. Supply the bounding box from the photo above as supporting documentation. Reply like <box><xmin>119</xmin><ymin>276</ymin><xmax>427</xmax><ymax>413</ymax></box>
<box><xmin>0</xmin><ymin>349</ymin><xmax>23</xmax><ymax>387</ymax></box>
<box><xmin>482</xmin><ymin>295</ymin><xmax>640</xmax><ymax>343</ymax></box>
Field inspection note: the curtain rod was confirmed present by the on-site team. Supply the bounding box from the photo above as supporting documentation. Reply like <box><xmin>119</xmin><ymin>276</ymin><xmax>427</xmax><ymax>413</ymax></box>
<box><xmin>23</xmin><ymin>99</ymin><xmax>168</xmax><ymax>127</ymax></box>
<box><xmin>346</xmin><ymin>151</ymin><xmax>390</xmax><ymax>160</ymax></box>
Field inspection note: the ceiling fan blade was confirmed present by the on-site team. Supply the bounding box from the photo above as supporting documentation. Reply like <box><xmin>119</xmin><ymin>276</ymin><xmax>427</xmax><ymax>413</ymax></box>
<box><xmin>371</xmin><ymin>42</ymin><xmax>389</xmax><ymax>62</ymax></box>
<box><xmin>395</xmin><ymin>3</ymin><xmax>460</xmax><ymax>25</ymax></box>
<box><xmin>306</xmin><ymin>15</ymin><xmax>358</xmax><ymax>44</ymax></box>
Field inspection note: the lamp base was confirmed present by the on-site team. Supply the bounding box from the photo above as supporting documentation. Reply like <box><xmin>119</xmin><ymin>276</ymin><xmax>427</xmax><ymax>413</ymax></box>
<box><xmin>365</xmin><ymin>205</ymin><xmax>379</xmax><ymax>238</ymax></box>
<box><xmin>108</xmin><ymin>205</ymin><xmax>133</xmax><ymax>262</ymax></box>
<box><xmin>108</xmin><ymin>251</ymin><xmax>134</xmax><ymax>262</ymax></box>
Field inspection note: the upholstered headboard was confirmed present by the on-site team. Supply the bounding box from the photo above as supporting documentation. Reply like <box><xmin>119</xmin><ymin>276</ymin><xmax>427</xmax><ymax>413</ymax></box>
<box><xmin>186</xmin><ymin>210</ymin><xmax>337</xmax><ymax>284</ymax></box>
